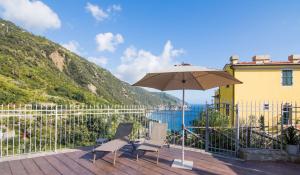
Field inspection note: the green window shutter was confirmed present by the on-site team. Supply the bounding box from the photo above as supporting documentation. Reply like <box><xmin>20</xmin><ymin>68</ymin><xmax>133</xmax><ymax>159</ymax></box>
<box><xmin>282</xmin><ymin>70</ymin><xmax>293</xmax><ymax>86</ymax></box>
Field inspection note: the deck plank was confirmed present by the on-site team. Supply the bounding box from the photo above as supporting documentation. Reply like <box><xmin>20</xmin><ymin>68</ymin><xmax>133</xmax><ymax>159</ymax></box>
<box><xmin>102</xmin><ymin>156</ymin><xmax>140</xmax><ymax>175</ymax></box>
<box><xmin>160</xmin><ymin>149</ymin><xmax>233</xmax><ymax>174</ymax></box>
<box><xmin>33</xmin><ymin>157</ymin><xmax>61</xmax><ymax>175</ymax></box>
<box><xmin>161</xmin><ymin>148</ymin><xmax>242</xmax><ymax>175</ymax></box>
<box><xmin>44</xmin><ymin>155</ymin><xmax>77</xmax><ymax>175</ymax></box>
<box><xmin>1</xmin><ymin>147</ymin><xmax>300</xmax><ymax>175</ymax></box>
<box><xmin>0</xmin><ymin>162</ymin><xmax>12</xmax><ymax>175</ymax></box>
<box><xmin>54</xmin><ymin>153</ymin><xmax>95</xmax><ymax>175</ymax></box>
<box><xmin>21</xmin><ymin>158</ymin><xmax>44</xmax><ymax>175</ymax></box>
<box><xmin>8</xmin><ymin>160</ymin><xmax>28</xmax><ymax>175</ymax></box>
<box><xmin>64</xmin><ymin>150</ymin><xmax>111</xmax><ymax>175</ymax></box>
<box><xmin>103</xmin><ymin>151</ymin><xmax>152</xmax><ymax>175</ymax></box>
<box><xmin>151</xmin><ymin>150</ymin><xmax>214</xmax><ymax>175</ymax></box>
<box><xmin>120</xmin><ymin>151</ymin><xmax>180</xmax><ymax>175</ymax></box>
<box><xmin>89</xmin><ymin>151</ymin><xmax>128</xmax><ymax>175</ymax></box>
<box><xmin>113</xmin><ymin>152</ymin><xmax>160</xmax><ymax>175</ymax></box>
<box><xmin>160</xmin><ymin>148</ymin><xmax>266</xmax><ymax>175</ymax></box>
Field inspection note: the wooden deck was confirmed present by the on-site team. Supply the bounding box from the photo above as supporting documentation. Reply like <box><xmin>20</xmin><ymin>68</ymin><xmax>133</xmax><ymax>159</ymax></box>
<box><xmin>0</xmin><ymin>146</ymin><xmax>299</xmax><ymax>175</ymax></box>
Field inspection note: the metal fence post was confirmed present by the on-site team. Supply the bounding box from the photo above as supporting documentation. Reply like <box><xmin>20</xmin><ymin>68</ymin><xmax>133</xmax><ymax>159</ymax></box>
<box><xmin>205</xmin><ymin>102</ymin><xmax>209</xmax><ymax>152</ymax></box>
<box><xmin>280</xmin><ymin>103</ymin><xmax>284</xmax><ymax>151</ymax></box>
<box><xmin>235</xmin><ymin>104</ymin><xmax>240</xmax><ymax>157</ymax></box>
<box><xmin>54</xmin><ymin>105</ymin><xmax>58</xmax><ymax>152</ymax></box>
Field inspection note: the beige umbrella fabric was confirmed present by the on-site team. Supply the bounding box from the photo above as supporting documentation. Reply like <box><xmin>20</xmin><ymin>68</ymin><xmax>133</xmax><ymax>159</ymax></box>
<box><xmin>132</xmin><ymin>64</ymin><xmax>242</xmax><ymax>169</ymax></box>
<box><xmin>133</xmin><ymin>65</ymin><xmax>242</xmax><ymax>90</ymax></box>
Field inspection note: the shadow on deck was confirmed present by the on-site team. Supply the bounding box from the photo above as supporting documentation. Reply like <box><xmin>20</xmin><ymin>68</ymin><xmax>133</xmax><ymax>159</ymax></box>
<box><xmin>0</xmin><ymin>146</ymin><xmax>299</xmax><ymax>175</ymax></box>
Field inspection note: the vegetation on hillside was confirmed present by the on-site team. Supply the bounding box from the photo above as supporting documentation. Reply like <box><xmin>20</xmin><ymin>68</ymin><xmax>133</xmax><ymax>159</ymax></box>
<box><xmin>0</xmin><ymin>19</ymin><xmax>180</xmax><ymax>105</ymax></box>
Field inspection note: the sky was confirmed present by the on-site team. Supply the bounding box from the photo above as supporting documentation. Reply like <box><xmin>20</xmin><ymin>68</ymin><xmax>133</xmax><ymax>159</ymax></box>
<box><xmin>1</xmin><ymin>0</ymin><xmax>300</xmax><ymax>104</ymax></box>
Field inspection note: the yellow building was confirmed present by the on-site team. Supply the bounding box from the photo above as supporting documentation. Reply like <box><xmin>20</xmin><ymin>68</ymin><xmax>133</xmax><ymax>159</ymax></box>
<box><xmin>215</xmin><ymin>55</ymin><xmax>300</xmax><ymax>126</ymax></box>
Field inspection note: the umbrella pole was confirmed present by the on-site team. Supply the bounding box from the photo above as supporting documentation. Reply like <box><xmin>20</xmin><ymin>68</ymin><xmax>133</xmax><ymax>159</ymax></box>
<box><xmin>182</xmin><ymin>88</ymin><xmax>185</xmax><ymax>164</ymax></box>
<box><xmin>171</xmin><ymin>87</ymin><xmax>193</xmax><ymax>169</ymax></box>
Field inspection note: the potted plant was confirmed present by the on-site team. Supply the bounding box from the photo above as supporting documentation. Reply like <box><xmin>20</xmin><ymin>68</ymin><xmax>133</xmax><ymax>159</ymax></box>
<box><xmin>283</xmin><ymin>126</ymin><xmax>299</xmax><ymax>155</ymax></box>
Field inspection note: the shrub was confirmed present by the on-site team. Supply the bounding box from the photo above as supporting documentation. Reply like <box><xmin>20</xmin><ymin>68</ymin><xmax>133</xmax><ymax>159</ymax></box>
<box><xmin>194</xmin><ymin>110</ymin><xmax>231</xmax><ymax>127</ymax></box>
<box><xmin>259</xmin><ymin>115</ymin><xmax>265</xmax><ymax>131</ymax></box>
<box><xmin>283</xmin><ymin>126</ymin><xmax>299</xmax><ymax>145</ymax></box>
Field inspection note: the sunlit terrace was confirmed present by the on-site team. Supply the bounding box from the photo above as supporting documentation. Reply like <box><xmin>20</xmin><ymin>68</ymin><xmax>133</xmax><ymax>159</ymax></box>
<box><xmin>0</xmin><ymin>104</ymin><xmax>299</xmax><ymax>175</ymax></box>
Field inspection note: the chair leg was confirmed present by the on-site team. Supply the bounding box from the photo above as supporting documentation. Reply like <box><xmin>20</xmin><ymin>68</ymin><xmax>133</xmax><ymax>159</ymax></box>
<box><xmin>136</xmin><ymin>151</ymin><xmax>139</xmax><ymax>162</ymax></box>
<box><xmin>156</xmin><ymin>150</ymin><xmax>159</xmax><ymax>164</ymax></box>
<box><xmin>93</xmin><ymin>152</ymin><xmax>96</xmax><ymax>163</ymax></box>
<box><xmin>113</xmin><ymin>151</ymin><xmax>117</xmax><ymax>166</ymax></box>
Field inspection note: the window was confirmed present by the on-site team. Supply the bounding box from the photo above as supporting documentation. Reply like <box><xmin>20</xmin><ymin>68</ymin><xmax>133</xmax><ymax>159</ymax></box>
<box><xmin>225</xmin><ymin>104</ymin><xmax>230</xmax><ymax>116</ymax></box>
<box><xmin>216</xmin><ymin>103</ymin><xmax>220</xmax><ymax>110</ymax></box>
<box><xmin>263</xmin><ymin>104</ymin><xmax>269</xmax><ymax>110</ymax></box>
<box><xmin>282</xmin><ymin>104</ymin><xmax>292</xmax><ymax>125</ymax></box>
<box><xmin>282</xmin><ymin>70</ymin><xmax>293</xmax><ymax>86</ymax></box>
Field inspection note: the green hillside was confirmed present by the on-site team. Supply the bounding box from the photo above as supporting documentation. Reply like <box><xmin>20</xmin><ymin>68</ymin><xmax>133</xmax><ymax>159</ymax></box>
<box><xmin>0</xmin><ymin>19</ymin><xmax>180</xmax><ymax>105</ymax></box>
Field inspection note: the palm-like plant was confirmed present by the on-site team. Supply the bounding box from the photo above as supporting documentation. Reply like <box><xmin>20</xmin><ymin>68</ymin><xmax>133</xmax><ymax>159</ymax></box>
<box><xmin>283</xmin><ymin>126</ymin><xmax>299</xmax><ymax>145</ymax></box>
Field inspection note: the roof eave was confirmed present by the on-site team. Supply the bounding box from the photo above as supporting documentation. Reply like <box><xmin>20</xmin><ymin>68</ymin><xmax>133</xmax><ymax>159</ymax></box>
<box><xmin>232</xmin><ymin>63</ymin><xmax>300</xmax><ymax>68</ymax></box>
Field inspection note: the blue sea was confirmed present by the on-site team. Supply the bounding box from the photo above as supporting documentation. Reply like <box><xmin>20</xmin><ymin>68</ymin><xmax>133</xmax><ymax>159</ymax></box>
<box><xmin>148</xmin><ymin>104</ymin><xmax>205</xmax><ymax>131</ymax></box>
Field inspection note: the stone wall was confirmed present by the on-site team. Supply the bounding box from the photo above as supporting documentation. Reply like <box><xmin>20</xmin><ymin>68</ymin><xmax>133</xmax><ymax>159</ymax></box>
<box><xmin>239</xmin><ymin>148</ymin><xmax>300</xmax><ymax>163</ymax></box>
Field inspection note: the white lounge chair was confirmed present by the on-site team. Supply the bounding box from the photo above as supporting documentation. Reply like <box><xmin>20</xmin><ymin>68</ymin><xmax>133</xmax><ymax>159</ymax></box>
<box><xmin>93</xmin><ymin>123</ymin><xmax>133</xmax><ymax>165</ymax></box>
<box><xmin>136</xmin><ymin>122</ymin><xmax>168</xmax><ymax>164</ymax></box>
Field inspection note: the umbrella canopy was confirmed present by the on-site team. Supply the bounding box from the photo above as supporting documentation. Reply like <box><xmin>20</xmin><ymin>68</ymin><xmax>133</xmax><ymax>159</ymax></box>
<box><xmin>133</xmin><ymin>64</ymin><xmax>242</xmax><ymax>90</ymax></box>
<box><xmin>132</xmin><ymin>64</ymin><xmax>242</xmax><ymax>169</ymax></box>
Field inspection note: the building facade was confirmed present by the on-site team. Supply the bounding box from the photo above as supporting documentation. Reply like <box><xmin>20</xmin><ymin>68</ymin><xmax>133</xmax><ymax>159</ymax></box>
<box><xmin>215</xmin><ymin>55</ymin><xmax>300</xmax><ymax>126</ymax></box>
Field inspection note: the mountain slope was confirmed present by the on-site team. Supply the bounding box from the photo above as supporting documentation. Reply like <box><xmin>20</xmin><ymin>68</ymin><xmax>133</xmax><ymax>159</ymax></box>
<box><xmin>0</xmin><ymin>19</ymin><xmax>180</xmax><ymax>105</ymax></box>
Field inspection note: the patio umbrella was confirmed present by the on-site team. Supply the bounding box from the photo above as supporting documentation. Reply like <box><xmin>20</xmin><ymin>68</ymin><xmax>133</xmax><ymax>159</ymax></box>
<box><xmin>133</xmin><ymin>63</ymin><xmax>242</xmax><ymax>169</ymax></box>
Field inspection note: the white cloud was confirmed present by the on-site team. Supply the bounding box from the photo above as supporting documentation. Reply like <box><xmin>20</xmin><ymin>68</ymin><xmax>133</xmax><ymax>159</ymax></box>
<box><xmin>0</xmin><ymin>0</ymin><xmax>61</xmax><ymax>31</ymax></box>
<box><xmin>121</xmin><ymin>46</ymin><xmax>137</xmax><ymax>62</ymax></box>
<box><xmin>95</xmin><ymin>32</ymin><xmax>124</xmax><ymax>52</ymax></box>
<box><xmin>107</xmin><ymin>4</ymin><xmax>122</xmax><ymax>13</ymax></box>
<box><xmin>85</xmin><ymin>2</ymin><xmax>108</xmax><ymax>21</ymax></box>
<box><xmin>62</xmin><ymin>40</ymin><xmax>81</xmax><ymax>55</ymax></box>
<box><xmin>116</xmin><ymin>40</ymin><xmax>184</xmax><ymax>83</ymax></box>
<box><xmin>88</xmin><ymin>56</ymin><xmax>108</xmax><ymax>67</ymax></box>
<box><xmin>85</xmin><ymin>3</ymin><xmax>121</xmax><ymax>22</ymax></box>
<box><xmin>162</xmin><ymin>41</ymin><xmax>185</xmax><ymax>59</ymax></box>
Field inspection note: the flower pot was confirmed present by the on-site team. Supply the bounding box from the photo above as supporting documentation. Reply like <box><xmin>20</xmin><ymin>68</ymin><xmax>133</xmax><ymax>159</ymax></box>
<box><xmin>286</xmin><ymin>144</ymin><xmax>299</xmax><ymax>155</ymax></box>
